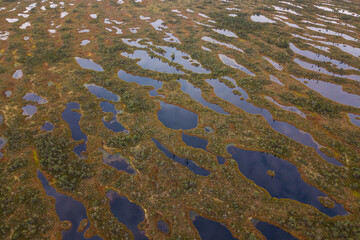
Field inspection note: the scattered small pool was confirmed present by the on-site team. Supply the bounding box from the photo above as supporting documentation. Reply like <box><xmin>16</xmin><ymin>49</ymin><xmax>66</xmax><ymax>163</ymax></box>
<box><xmin>251</xmin><ymin>15</ymin><xmax>276</xmax><ymax>23</ymax></box>
<box><xmin>100</xmin><ymin>101</ymin><xmax>127</xmax><ymax>133</ymax></box>
<box><xmin>13</xmin><ymin>69</ymin><xmax>23</xmax><ymax>79</ymax></box>
<box><xmin>348</xmin><ymin>113</ymin><xmax>360</xmax><ymax>127</ymax></box>
<box><xmin>85</xmin><ymin>83</ymin><xmax>120</xmax><ymax>102</ymax></box>
<box><xmin>219</xmin><ymin>54</ymin><xmax>255</xmax><ymax>76</ymax></box>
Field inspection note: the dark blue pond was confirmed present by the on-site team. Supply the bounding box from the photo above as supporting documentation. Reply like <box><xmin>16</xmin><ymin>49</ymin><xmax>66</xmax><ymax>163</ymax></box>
<box><xmin>100</xmin><ymin>101</ymin><xmax>127</xmax><ymax>133</ymax></box>
<box><xmin>84</xmin><ymin>84</ymin><xmax>120</xmax><ymax>102</ymax></box>
<box><xmin>157</xmin><ymin>220</ymin><xmax>169</xmax><ymax>233</ymax></box>
<box><xmin>190</xmin><ymin>211</ymin><xmax>238</xmax><ymax>240</ymax></box>
<box><xmin>37</xmin><ymin>170</ymin><xmax>102</xmax><ymax>240</ymax></box>
<box><xmin>106</xmin><ymin>190</ymin><xmax>148</xmax><ymax>240</ymax></box>
<box><xmin>152</xmin><ymin>138</ymin><xmax>210</xmax><ymax>176</ymax></box>
<box><xmin>117</xmin><ymin>70</ymin><xmax>163</xmax><ymax>96</ymax></box>
<box><xmin>100</xmin><ymin>148</ymin><xmax>136</xmax><ymax>174</ymax></box>
<box><xmin>42</xmin><ymin>121</ymin><xmax>54</xmax><ymax>131</ymax></box>
<box><xmin>182</xmin><ymin>133</ymin><xmax>208</xmax><ymax>151</ymax></box>
<box><xmin>206</xmin><ymin>78</ymin><xmax>342</xmax><ymax>166</ymax></box>
<box><xmin>252</xmin><ymin>219</ymin><xmax>298</xmax><ymax>240</ymax></box>
<box><xmin>178</xmin><ymin>79</ymin><xmax>229</xmax><ymax>115</ymax></box>
<box><xmin>227</xmin><ymin>145</ymin><xmax>347</xmax><ymax>217</ymax></box>
<box><xmin>182</xmin><ymin>133</ymin><xmax>227</xmax><ymax>165</ymax></box>
<box><xmin>61</xmin><ymin>102</ymin><xmax>87</xmax><ymax>157</ymax></box>
<box><xmin>157</xmin><ymin>101</ymin><xmax>198</xmax><ymax>130</ymax></box>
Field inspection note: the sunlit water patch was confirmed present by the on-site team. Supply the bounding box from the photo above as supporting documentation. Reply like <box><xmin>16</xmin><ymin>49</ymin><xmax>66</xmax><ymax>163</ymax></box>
<box><xmin>269</xmin><ymin>75</ymin><xmax>284</xmax><ymax>86</ymax></box>
<box><xmin>23</xmin><ymin>93</ymin><xmax>48</xmax><ymax>104</ymax></box>
<box><xmin>212</xmin><ymin>29</ymin><xmax>238</xmax><ymax>38</ymax></box>
<box><xmin>106</xmin><ymin>190</ymin><xmax>148</xmax><ymax>240</ymax></box>
<box><xmin>84</xmin><ymin>84</ymin><xmax>120</xmax><ymax>102</ymax></box>
<box><xmin>227</xmin><ymin>145</ymin><xmax>347</xmax><ymax>216</ymax></box>
<box><xmin>121</xmin><ymin>50</ymin><xmax>184</xmax><ymax>74</ymax></box>
<box><xmin>251</xmin><ymin>15</ymin><xmax>276</xmax><ymax>23</ymax></box>
<box><xmin>22</xmin><ymin>105</ymin><xmax>37</xmax><ymax>118</ymax></box>
<box><xmin>152</xmin><ymin>138</ymin><xmax>210</xmax><ymax>176</ymax></box>
<box><xmin>219</xmin><ymin>54</ymin><xmax>255</xmax><ymax>76</ymax></box>
<box><xmin>263</xmin><ymin>57</ymin><xmax>283</xmax><ymax>70</ymax></box>
<box><xmin>202</xmin><ymin>36</ymin><xmax>244</xmax><ymax>53</ymax></box>
<box><xmin>75</xmin><ymin>57</ymin><xmax>104</xmax><ymax>72</ymax></box>
<box><xmin>348</xmin><ymin>113</ymin><xmax>360</xmax><ymax>127</ymax></box>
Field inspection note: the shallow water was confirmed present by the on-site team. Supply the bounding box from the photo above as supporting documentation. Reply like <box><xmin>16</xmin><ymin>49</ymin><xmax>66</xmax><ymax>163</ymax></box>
<box><xmin>219</xmin><ymin>54</ymin><xmax>255</xmax><ymax>76</ymax></box>
<box><xmin>61</xmin><ymin>102</ymin><xmax>87</xmax><ymax>157</ymax></box>
<box><xmin>265</xmin><ymin>96</ymin><xmax>306</xmax><ymax>118</ymax></box>
<box><xmin>206</xmin><ymin>78</ymin><xmax>343</xmax><ymax>166</ymax></box>
<box><xmin>23</xmin><ymin>92</ymin><xmax>48</xmax><ymax>104</ymax></box>
<box><xmin>22</xmin><ymin>104</ymin><xmax>37</xmax><ymax>117</ymax></box>
<box><xmin>156</xmin><ymin>45</ymin><xmax>210</xmax><ymax>74</ymax></box>
<box><xmin>106</xmin><ymin>190</ymin><xmax>148</xmax><ymax>240</ymax></box>
<box><xmin>201</xmin><ymin>36</ymin><xmax>244</xmax><ymax>53</ymax></box>
<box><xmin>251</xmin><ymin>15</ymin><xmax>275</xmax><ymax>23</ymax></box>
<box><xmin>100</xmin><ymin>148</ymin><xmax>136</xmax><ymax>174</ymax></box>
<box><xmin>291</xmin><ymin>76</ymin><xmax>360</xmax><ymax>108</ymax></box>
<box><xmin>178</xmin><ymin>79</ymin><xmax>229</xmax><ymax>114</ymax></box>
<box><xmin>269</xmin><ymin>75</ymin><xmax>284</xmax><ymax>86</ymax></box>
<box><xmin>189</xmin><ymin>211</ymin><xmax>238</xmax><ymax>240</ymax></box>
<box><xmin>294</xmin><ymin>58</ymin><xmax>360</xmax><ymax>82</ymax></box>
<box><xmin>212</xmin><ymin>29</ymin><xmax>238</xmax><ymax>38</ymax></box>
<box><xmin>85</xmin><ymin>83</ymin><xmax>120</xmax><ymax>102</ymax></box>
<box><xmin>348</xmin><ymin>113</ymin><xmax>360</xmax><ymax>127</ymax></box>
<box><xmin>121</xmin><ymin>50</ymin><xmax>184</xmax><ymax>74</ymax></box>
<box><xmin>157</xmin><ymin>101</ymin><xmax>198</xmax><ymax>130</ymax></box>
<box><xmin>289</xmin><ymin>43</ymin><xmax>357</xmax><ymax>70</ymax></box>
<box><xmin>306</xmin><ymin>27</ymin><xmax>358</xmax><ymax>42</ymax></box>
<box><xmin>75</xmin><ymin>57</ymin><xmax>104</xmax><ymax>72</ymax></box>
<box><xmin>37</xmin><ymin>170</ymin><xmax>102</xmax><ymax>240</ymax></box>
<box><xmin>227</xmin><ymin>145</ymin><xmax>347</xmax><ymax>217</ymax></box>
<box><xmin>152</xmin><ymin>138</ymin><xmax>210</xmax><ymax>176</ymax></box>
<box><xmin>263</xmin><ymin>57</ymin><xmax>283</xmax><ymax>71</ymax></box>
<box><xmin>13</xmin><ymin>69</ymin><xmax>23</xmax><ymax>79</ymax></box>
<box><xmin>252</xmin><ymin>219</ymin><xmax>298</xmax><ymax>240</ymax></box>
<box><xmin>182</xmin><ymin>133</ymin><xmax>208</xmax><ymax>151</ymax></box>
<box><xmin>118</xmin><ymin>70</ymin><xmax>163</xmax><ymax>96</ymax></box>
